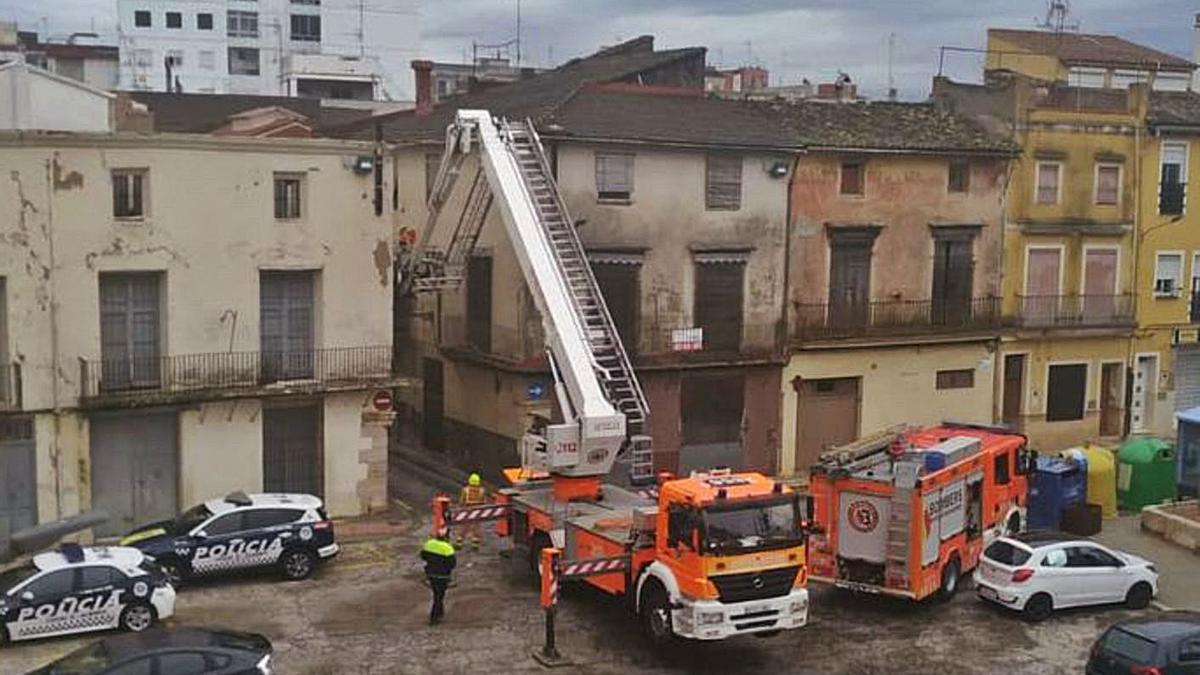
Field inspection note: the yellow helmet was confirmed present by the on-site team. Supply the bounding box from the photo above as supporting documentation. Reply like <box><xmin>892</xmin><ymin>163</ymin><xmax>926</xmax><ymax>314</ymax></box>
<box><xmin>468</xmin><ymin>473</ymin><xmax>481</xmax><ymax>487</ymax></box>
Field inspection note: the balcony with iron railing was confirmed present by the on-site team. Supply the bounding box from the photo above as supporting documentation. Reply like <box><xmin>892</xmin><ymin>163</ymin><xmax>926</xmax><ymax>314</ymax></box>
<box><xmin>0</xmin><ymin>362</ymin><xmax>21</xmax><ymax>411</ymax></box>
<box><xmin>792</xmin><ymin>296</ymin><xmax>1003</xmax><ymax>343</ymax></box>
<box><xmin>79</xmin><ymin>346</ymin><xmax>401</xmax><ymax>407</ymax></box>
<box><xmin>1014</xmin><ymin>294</ymin><xmax>1135</xmax><ymax>329</ymax></box>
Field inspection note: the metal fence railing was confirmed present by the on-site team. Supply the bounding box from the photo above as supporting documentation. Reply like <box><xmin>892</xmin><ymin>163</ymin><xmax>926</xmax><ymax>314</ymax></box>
<box><xmin>80</xmin><ymin>346</ymin><xmax>394</xmax><ymax>401</ymax></box>
<box><xmin>793</xmin><ymin>296</ymin><xmax>1002</xmax><ymax>341</ymax></box>
<box><xmin>1016</xmin><ymin>294</ymin><xmax>1134</xmax><ymax>328</ymax></box>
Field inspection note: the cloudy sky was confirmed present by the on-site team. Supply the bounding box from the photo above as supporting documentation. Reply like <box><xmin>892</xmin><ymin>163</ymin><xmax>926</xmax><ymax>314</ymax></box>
<box><xmin>2</xmin><ymin>0</ymin><xmax>1197</xmax><ymax>99</ymax></box>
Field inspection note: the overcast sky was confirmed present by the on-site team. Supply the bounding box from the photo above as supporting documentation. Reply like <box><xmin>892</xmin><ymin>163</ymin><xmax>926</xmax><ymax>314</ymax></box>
<box><xmin>2</xmin><ymin>0</ymin><xmax>1197</xmax><ymax>100</ymax></box>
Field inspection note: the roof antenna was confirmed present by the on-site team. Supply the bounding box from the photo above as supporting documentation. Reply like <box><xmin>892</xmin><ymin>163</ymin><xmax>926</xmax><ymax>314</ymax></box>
<box><xmin>887</xmin><ymin>32</ymin><xmax>897</xmax><ymax>101</ymax></box>
<box><xmin>1038</xmin><ymin>0</ymin><xmax>1079</xmax><ymax>33</ymax></box>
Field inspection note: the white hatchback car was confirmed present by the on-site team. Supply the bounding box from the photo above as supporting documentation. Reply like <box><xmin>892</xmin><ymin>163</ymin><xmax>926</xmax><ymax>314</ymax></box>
<box><xmin>974</xmin><ymin>532</ymin><xmax>1158</xmax><ymax>622</ymax></box>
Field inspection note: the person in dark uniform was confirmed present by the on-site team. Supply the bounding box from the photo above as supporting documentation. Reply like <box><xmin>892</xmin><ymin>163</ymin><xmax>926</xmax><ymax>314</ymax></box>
<box><xmin>420</xmin><ymin>529</ymin><xmax>457</xmax><ymax>625</ymax></box>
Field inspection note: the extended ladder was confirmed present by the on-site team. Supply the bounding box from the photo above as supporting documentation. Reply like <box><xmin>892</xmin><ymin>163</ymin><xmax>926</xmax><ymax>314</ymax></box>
<box><xmin>499</xmin><ymin>119</ymin><xmax>652</xmax><ymax>481</ymax></box>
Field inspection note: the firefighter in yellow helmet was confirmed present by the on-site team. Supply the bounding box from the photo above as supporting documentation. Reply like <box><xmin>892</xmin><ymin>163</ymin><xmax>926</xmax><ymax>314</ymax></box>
<box><xmin>456</xmin><ymin>473</ymin><xmax>487</xmax><ymax>550</ymax></box>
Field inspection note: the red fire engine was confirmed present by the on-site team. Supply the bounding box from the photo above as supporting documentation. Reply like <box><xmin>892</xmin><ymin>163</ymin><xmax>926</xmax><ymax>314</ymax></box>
<box><xmin>807</xmin><ymin>423</ymin><xmax>1033</xmax><ymax>601</ymax></box>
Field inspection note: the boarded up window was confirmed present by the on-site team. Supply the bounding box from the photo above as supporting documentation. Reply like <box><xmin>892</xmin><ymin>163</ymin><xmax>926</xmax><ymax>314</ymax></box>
<box><xmin>936</xmin><ymin>369</ymin><xmax>975</xmax><ymax>389</ymax></box>
<box><xmin>705</xmin><ymin>154</ymin><xmax>742</xmax><ymax>210</ymax></box>
<box><xmin>467</xmin><ymin>256</ymin><xmax>492</xmax><ymax>352</ymax></box>
<box><xmin>1046</xmin><ymin>364</ymin><xmax>1087</xmax><ymax>422</ymax></box>
<box><xmin>1096</xmin><ymin>164</ymin><xmax>1120</xmax><ymax>205</ymax></box>
<box><xmin>681</xmin><ymin>374</ymin><xmax>744</xmax><ymax>446</ymax></box>
<box><xmin>840</xmin><ymin>162</ymin><xmax>864</xmax><ymax>195</ymax></box>
<box><xmin>595</xmin><ymin>152</ymin><xmax>634</xmax><ymax>200</ymax></box>
<box><xmin>694</xmin><ymin>262</ymin><xmax>744</xmax><ymax>352</ymax></box>
<box><xmin>591</xmin><ymin>262</ymin><xmax>640</xmax><ymax>355</ymax></box>
<box><xmin>948</xmin><ymin>160</ymin><xmax>969</xmax><ymax>193</ymax></box>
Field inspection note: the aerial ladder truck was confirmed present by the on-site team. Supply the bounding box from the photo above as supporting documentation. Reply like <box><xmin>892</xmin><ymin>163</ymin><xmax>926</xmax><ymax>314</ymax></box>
<box><xmin>403</xmin><ymin>110</ymin><xmax>809</xmax><ymax>644</ymax></box>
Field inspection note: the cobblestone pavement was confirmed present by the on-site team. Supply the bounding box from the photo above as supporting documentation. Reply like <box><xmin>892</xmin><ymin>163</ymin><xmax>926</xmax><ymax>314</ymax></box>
<box><xmin>3</xmin><ymin>513</ymin><xmax>1158</xmax><ymax>675</ymax></box>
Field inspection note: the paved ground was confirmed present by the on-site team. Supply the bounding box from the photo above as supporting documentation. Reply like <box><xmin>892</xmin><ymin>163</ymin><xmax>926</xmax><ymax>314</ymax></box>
<box><xmin>1094</xmin><ymin>513</ymin><xmax>1200</xmax><ymax>610</ymax></box>
<box><xmin>2</xmin><ymin>513</ymin><xmax>1158</xmax><ymax>675</ymax></box>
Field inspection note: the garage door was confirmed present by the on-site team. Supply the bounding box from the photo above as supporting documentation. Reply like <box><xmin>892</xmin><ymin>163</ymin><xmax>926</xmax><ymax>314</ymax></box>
<box><xmin>1175</xmin><ymin>346</ymin><xmax>1200</xmax><ymax>412</ymax></box>
<box><xmin>90</xmin><ymin>412</ymin><xmax>179</xmax><ymax>537</ymax></box>
<box><xmin>0</xmin><ymin>416</ymin><xmax>36</xmax><ymax>541</ymax></box>
<box><xmin>679</xmin><ymin>374</ymin><xmax>744</xmax><ymax>473</ymax></box>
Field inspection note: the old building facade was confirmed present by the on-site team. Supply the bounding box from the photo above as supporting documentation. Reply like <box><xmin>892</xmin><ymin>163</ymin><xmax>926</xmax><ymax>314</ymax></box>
<box><xmin>0</xmin><ymin>131</ymin><xmax>400</xmax><ymax>538</ymax></box>
<box><xmin>780</xmin><ymin>103</ymin><xmax>1014</xmax><ymax>476</ymax></box>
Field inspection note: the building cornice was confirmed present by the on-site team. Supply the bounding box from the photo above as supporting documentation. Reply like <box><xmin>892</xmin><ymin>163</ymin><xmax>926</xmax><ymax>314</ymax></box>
<box><xmin>0</xmin><ymin>131</ymin><xmax>378</xmax><ymax>155</ymax></box>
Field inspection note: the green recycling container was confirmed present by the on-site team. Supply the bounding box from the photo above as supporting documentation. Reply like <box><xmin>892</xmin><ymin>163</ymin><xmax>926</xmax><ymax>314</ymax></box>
<box><xmin>1116</xmin><ymin>438</ymin><xmax>1179</xmax><ymax>511</ymax></box>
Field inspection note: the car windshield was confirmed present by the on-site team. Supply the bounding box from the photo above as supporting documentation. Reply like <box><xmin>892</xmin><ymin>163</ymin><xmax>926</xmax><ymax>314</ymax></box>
<box><xmin>702</xmin><ymin>499</ymin><xmax>802</xmax><ymax>554</ymax></box>
<box><xmin>1101</xmin><ymin>628</ymin><xmax>1158</xmax><ymax>663</ymax></box>
<box><xmin>0</xmin><ymin>563</ymin><xmax>38</xmax><ymax>595</ymax></box>
<box><xmin>43</xmin><ymin>641</ymin><xmax>113</xmax><ymax>675</ymax></box>
<box><xmin>984</xmin><ymin>540</ymin><xmax>1032</xmax><ymax>566</ymax></box>
<box><xmin>174</xmin><ymin>503</ymin><xmax>214</xmax><ymax>534</ymax></box>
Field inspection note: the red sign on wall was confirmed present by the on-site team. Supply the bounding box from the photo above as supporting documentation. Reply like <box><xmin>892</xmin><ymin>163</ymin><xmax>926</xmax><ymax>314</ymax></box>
<box><xmin>371</xmin><ymin>390</ymin><xmax>393</xmax><ymax>411</ymax></box>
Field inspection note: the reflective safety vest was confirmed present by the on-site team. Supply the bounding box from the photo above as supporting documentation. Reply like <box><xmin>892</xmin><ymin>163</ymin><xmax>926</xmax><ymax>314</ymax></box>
<box><xmin>422</xmin><ymin>538</ymin><xmax>455</xmax><ymax>557</ymax></box>
<box><xmin>460</xmin><ymin>485</ymin><xmax>486</xmax><ymax>505</ymax></box>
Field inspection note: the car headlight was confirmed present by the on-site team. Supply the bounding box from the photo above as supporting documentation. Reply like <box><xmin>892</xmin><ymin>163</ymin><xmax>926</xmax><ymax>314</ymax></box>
<box><xmin>257</xmin><ymin>654</ymin><xmax>273</xmax><ymax>675</ymax></box>
<box><xmin>789</xmin><ymin>598</ymin><xmax>808</xmax><ymax>615</ymax></box>
<box><xmin>698</xmin><ymin>611</ymin><xmax>724</xmax><ymax>625</ymax></box>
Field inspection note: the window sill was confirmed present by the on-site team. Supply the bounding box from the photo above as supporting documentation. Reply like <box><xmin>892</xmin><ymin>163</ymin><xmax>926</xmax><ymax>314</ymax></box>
<box><xmin>838</xmin><ymin>193</ymin><xmax>865</xmax><ymax>199</ymax></box>
<box><xmin>113</xmin><ymin>216</ymin><xmax>147</xmax><ymax>223</ymax></box>
<box><xmin>596</xmin><ymin>197</ymin><xmax>632</xmax><ymax>206</ymax></box>
<box><xmin>1154</xmin><ymin>292</ymin><xmax>1183</xmax><ymax>299</ymax></box>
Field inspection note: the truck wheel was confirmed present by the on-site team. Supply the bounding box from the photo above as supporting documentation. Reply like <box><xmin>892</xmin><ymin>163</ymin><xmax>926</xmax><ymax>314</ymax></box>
<box><xmin>1023</xmin><ymin>593</ymin><xmax>1053</xmax><ymax>622</ymax></box>
<box><xmin>1125</xmin><ymin>582</ymin><xmax>1153</xmax><ymax>610</ymax></box>
<box><xmin>0</xmin><ymin>625</ymin><xmax>9</xmax><ymax>647</ymax></box>
<box><xmin>640</xmin><ymin>581</ymin><xmax>675</xmax><ymax>647</ymax></box>
<box><xmin>938</xmin><ymin>556</ymin><xmax>961</xmax><ymax>602</ymax></box>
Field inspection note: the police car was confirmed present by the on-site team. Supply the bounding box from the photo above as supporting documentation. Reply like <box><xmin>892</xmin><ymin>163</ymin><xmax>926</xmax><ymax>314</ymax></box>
<box><xmin>120</xmin><ymin>491</ymin><xmax>338</xmax><ymax>583</ymax></box>
<box><xmin>0</xmin><ymin>544</ymin><xmax>175</xmax><ymax>645</ymax></box>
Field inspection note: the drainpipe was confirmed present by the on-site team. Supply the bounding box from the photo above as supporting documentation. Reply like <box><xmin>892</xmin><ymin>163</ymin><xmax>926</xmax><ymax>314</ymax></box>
<box><xmin>780</xmin><ymin>152</ymin><xmax>800</xmax><ymax>355</ymax></box>
<box><xmin>1128</xmin><ymin>102</ymin><xmax>1144</xmax><ymax>436</ymax></box>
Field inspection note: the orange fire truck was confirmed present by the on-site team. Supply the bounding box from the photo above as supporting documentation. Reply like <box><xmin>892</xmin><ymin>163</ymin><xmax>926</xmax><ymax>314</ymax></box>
<box><xmin>807</xmin><ymin>423</ymin><xmax>1033</xmax><ymax>601</ymax></box>
<box><xmin>414</xmin><ymin>110</ymin><xmax>809</xmax><ymax>646</ymax></box>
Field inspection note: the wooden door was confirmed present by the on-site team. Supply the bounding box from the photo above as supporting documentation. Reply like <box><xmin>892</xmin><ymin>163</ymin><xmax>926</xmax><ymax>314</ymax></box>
<box><xmin>1002</xmin><ymin>354</ymin><xmax>1025</xmax><ymax>428</ymax></box>
<box><xmin>795</xmin><ymin>377</ymin><xmax>860</xmax><ymax>473</ymax></box>
<box><xmin>932</xmin><ymin>238</ymin><xmax>974</xmax><ymax>325</ymax></box>
<box><xmin>1025</xmin><ymin>248</ymin><xmax>1061</xmax><ymax>324</ymax></box>
<box><xmin>1083</xmin><ymin>249</ymin><xmax>1117</xmax><ymax>323</ymax></box>
<box><xmin>829</xmin><ymin>245</ymin><xmax>871</xmax><ymax>327</ymax></box>
<box><xmin>1100</xmin><ymin>363</ymin><xmax>1123</xmax><ymax>437</ymax></box>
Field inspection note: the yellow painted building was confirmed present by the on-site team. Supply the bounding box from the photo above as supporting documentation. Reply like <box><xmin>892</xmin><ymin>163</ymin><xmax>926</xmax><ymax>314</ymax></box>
<box><xmin>935</xmin><ymin>26</ymin><xmax>1200</xmax><ymax>451</ymax></box>
<box><xmin>1134</xmin><ymin>89</ymin><xmax>1200</xmax><ymax>433</ymax></box>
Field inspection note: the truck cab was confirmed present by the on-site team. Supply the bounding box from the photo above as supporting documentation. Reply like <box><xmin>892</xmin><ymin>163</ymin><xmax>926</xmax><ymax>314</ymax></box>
<box><xmin>637</xmin><ymin>470</ymin><xmax>809</xmax><ymax>642</ymax></box>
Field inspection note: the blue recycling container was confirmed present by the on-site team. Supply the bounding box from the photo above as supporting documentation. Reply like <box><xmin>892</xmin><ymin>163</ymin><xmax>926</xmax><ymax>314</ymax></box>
<box><xmin>1028</xmin><ymin>456</ymin><xmax>1087</xmax><ymax>531</ymax></box>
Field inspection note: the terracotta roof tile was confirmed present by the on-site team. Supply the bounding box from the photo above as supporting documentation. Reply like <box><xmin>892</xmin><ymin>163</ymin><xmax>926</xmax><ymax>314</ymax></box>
<box><xmin>989</xmin><ymin>28</ymin><xmax>1193</xmax><ymax>71</ymax></box>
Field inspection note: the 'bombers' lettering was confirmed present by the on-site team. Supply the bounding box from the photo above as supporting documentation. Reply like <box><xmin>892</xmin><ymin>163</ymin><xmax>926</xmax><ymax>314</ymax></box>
<box><xmin>16</xmin><ymin>590</ymin><xmax>125</xmax><ymax>622</ymax></box>
<box><xmin>195</xmin><ymin>536</ymin><xmax>284</xmax><ymax>561</ymax></box>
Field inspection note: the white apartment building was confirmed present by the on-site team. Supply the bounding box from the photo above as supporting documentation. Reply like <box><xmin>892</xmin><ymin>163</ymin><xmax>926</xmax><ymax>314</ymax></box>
<box><xmin>115</xmin><ymin>0</ymin><xmax>420</xmax><ymax>101</ymax></box>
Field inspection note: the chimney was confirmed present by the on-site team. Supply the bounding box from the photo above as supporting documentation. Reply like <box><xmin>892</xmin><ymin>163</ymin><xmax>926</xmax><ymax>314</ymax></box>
<box><xmin>411</xmin><ymin>60</ymin><xmax>434</xmax><ymax>115</ymax></box>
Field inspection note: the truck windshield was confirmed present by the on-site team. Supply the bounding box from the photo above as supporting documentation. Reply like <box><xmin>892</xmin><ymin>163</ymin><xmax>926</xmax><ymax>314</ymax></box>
<box><xmin>702</xmin><ymin>499</ymin><xmax>802</xmax><ymax>554</ymax></box>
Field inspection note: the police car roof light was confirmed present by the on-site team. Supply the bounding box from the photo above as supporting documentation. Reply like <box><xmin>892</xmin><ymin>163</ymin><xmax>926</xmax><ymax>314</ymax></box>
<box><xmin>60</xmin><ymin>542</ymin><xmax>85</xmax><ymax>563</ymax></box>
<box><xmin>224</xmin><ymin>490</ymin><xmax>252</xmax><ymax>507</ymax></box>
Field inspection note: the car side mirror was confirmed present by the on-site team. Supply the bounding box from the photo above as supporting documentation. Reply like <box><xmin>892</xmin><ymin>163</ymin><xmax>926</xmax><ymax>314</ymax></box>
<box><xmin>194</xmin><ymin>530</ymin><xmax>208</xmax><ymax>539</ymax></box>
<box><xmin>20</xmin><ymin>591</ymin><xmax>33</xmax><ymax>603</ymax></box>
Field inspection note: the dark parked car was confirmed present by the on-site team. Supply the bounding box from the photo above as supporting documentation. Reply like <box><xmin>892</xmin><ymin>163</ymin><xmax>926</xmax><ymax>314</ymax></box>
<box><xmin>1087</xmin><ymin>612</ymin><xmax>1200</xmax><ymax>675</ymax></box>
<box><xmin>28</xmin><ymin>626</ymin><xmax>273</xmax><ymax>674</ymax></box>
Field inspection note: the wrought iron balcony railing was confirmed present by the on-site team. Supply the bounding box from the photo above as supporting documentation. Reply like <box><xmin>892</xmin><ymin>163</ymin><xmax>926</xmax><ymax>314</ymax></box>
<box><xmin>80</xmin><ymin>346</ymin><xmax>395</xmax><ymax>403</ymax></box>
<box><xmin>792</xmin><ymin>296</ymin><xmax>1002</xmax><ymax>342</ymax></box>
<box><xmin>1016</xmin><ymin>294</ymin><xmax>1134</xmax><ymax>328</ymax></box>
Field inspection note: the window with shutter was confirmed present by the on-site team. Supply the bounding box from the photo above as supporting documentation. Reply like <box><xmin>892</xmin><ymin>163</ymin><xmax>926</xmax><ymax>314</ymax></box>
<box><xmin>705</xmin><ymin>155</ymin><xmax>742</xmax><ymax>210</ymax></box>
<box><xmin>112</xmin><ymin>169</ymin><xmax>147</xmax><ymax>218</ymax></box>
<box><xmin>1036</xmin><ymin>162</ymin><xmax>1061</xmax><ymax>204</ymax></box>
<box><xmin>694</xmin><ymin>262</ymin><xmax>744</xmax><ymax>351</ymax></box>
<box><xmin>274</xmin><ymin>173</ymin><xmax>303</xmax><ymax>219</ymax></box>
<box><xmin>260</xmin><ymin>272</ymin><xmax>315</xmax><ymax>381</ymax></box>
<box><xmin>99</xmin><ymin>273</ymin><xmax>161</xmax><ymax>390</ymax></box>
<box><xmin>948</xmin><ymin>160</ymin><xmax>970</xmax><ymax>193</ymax></box>
<box><xmin>840</xmin><ymin>162</ymin><xmax>864</xmax><ymax>195</ymax></box>
<box><xmin>596</xmin><ymin>152</ymin><xmax>634</xmax><ymax>201</ymax></box>
<box><xmin>1161</xmin><ymin>142</ymin><xmax>1188</xmax><ymax>215</ymax></box>
<box><xmin>1155</xmin><ymin>252</ymin><xmax>1183</xmax><ymax>297</ymax></box>
<box><xmin>1095</xmin><ymin>164</ymin><xmax>1121</xmax><ymax>205</ymax></box>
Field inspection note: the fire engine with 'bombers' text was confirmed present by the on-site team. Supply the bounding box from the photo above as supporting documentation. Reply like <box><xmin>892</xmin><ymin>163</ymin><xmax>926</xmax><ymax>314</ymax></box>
<box><xmin>807</xmin><ymin>423</ymin><xmax>1034</xmax><ymax>601</ymax></box>
<box><xmin>403</xmin><ymin>110</ymin><xmax>808</xmax><ymax>644</ymax></box>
